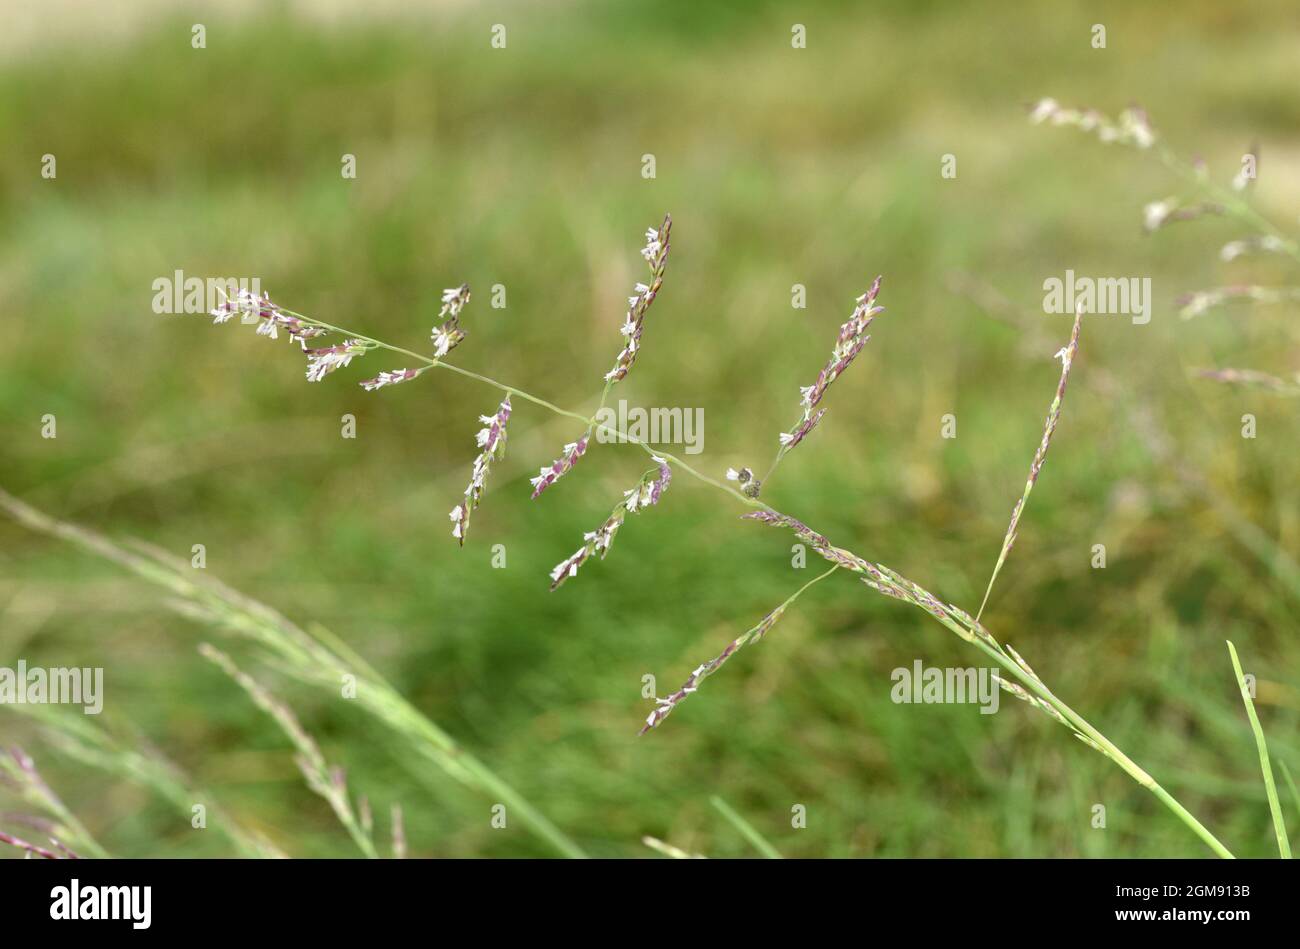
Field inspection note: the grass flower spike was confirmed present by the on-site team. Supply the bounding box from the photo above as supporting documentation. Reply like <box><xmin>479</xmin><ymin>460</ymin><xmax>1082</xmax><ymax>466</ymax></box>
<box><xmin>975</xmin><ymin>308</ymin><xmax>1082</xmax><ymax>620</ymax></box>
<box><xmin>1196</xmin><ymin>367</ymin><xmax>1300</xmax><ymax>396</ymax></box>
<box><xmin>1028</xmin><ymin>98</ymin><xmax>1155</xmax><ymax>149</ymax></box>
<box><xmin>432</xmin><ymin>284</ymin><xmax>471</xmax><ymax>357</ymax></box>
<box><xmin>208</xmin><ymin>288</ymin><xmax>326</xmax><ymax>343</ymax></box>
<box><xmin>360</xmin><ymin>368</ymin><xmax>422</xmax><ymax>391</ymax></box>
<box><xmin>529</xmin><ymin>435</ymin><xmax>589</xmax><ymax>499</ymax></box>
<box><xmin>768</xmin><ymin>278</ymin><xmax>883</xmax><ymax>477</ymax></box>
<box><xmin>450</xmin><ymin>396</ymin><xmax>512</xmax><ymax>544</ymax></box>
<box><xmin>605</xmin><ymin>215</ymin><xmax>671</xmax><ymax>384</ymax></box>
<box><xmin>304</xmin><ymin>339</ymin><xmax>369</xmax><ymax>382</ymax></box>
<box><xmin>531</xmin><ymin>216</ymin><xmax>672</xmax><ymax>499</ymax></box>
<box><xmin>549</xmin><ymin>458</ymin><xmax>671</xmax><ymax>590</ymax></box>
<box><xmin>640</xmin><ymin>564</ymin><xmax>837</xmax><ymax>734</ymax></box>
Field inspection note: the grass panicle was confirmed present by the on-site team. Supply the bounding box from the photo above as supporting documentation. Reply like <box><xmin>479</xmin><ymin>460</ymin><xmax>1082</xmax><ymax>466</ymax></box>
<box><xmin>3</xmin><ymin>207</ymin><xmax>1269</xmax><ymax>860</ymax></box>
<box><xmin>975</xmin><ymin>307</ymin><xmax>1083</xmax><ymax>621</ymax></box>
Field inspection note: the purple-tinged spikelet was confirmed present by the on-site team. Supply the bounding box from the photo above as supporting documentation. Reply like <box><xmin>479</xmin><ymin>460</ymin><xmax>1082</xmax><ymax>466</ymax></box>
<box><xmin>1219</xmin><ymin>235</ymin><xmax>1288</xmax><ymax>261</ymax></box>
<box><xmin>1029</xmin><ymin>97</ymin><xmax>1154</xmax><ymax>148</ymax></box>
<box><xmin>208</xmin><ymin>288</ymin><xmax>326</xmax><ymax>344</ymax></box>
<box><xmin>360</xmin><ymin>368</ymin><xmax>422</xmax><ymax>391</ymax></box>
<box><xmin>304</xmin><ymin>339</ymin><xmax>369</xmax><ymax>382</ymax></box>
<box><xmin>741</xmin><ymin>510</ymin><xmax>828</xmax><ymax>550</ymax></box>
<box><xmin>432</xmin><ymin>285</ymin><xmax>471</xmax><ymax>357</ymax></box>
<box><xmin>640</xmin><ymin>604</ymin><xmax>787</xmax><ymax>734</ymax></box>
<box><xmin>741</xmin><ymin>511</ymin><xmax>1000</xmax><ymax>650</ymax></box>
<box><xmin>0</xmin><ymin>829</ymin><xmax>74</xmax><ymax>860</ymax></box>
<box><xmin>605</xmin><ymin>216</ymin><xmax>672</xmax><ymax>384</ymax></box>
<box><xmin>626</xmin><ymin>455</ymin><xmax>672</xmax><ymax>510</ymax></box>
<box><xmin>776</xmin><ymin>277</ymin><xmax>883</xmax><ymax>454</ymax></box>
<box><xmin>450</xmin><ymin>396</ymin><xmax>512</xmax><ymax>544</ymax></box>
<box><xmin>1142</xmin><ymin>198</ymin><xmax>1223</xmax><ymax>233</ymax></box>
<box><xmin>1178</xmin><ymin>284</ymin><xmax>1300</xmax><ymax>319</ymax></box>
<box><xmin>549</xmin><ymin>459</ymin><xmax>671</xmax><ymax>590</ymax></box>
<box><xmin>530</xmin><ymin>216</ymin><xmax>672</xmax><ymax>502</ymax></box>
<box><xmin>778</xmin><ymin>408</ymin><xmax>827</xmax><ymax>451</ymax></box>
<box><xmin>1197</xmin><ymin>367</ymin><xmax>1300</xmax><ymax>396</ymax></box>
<box><xmin>530</xmin><ymin>435</ymin><xmax>589</xmax><ymax>499</ymax></box>
<box><xmin>1028</xmin><ymin>98</ymin><xmax>1155</xmax><ymax>149</ymax></box>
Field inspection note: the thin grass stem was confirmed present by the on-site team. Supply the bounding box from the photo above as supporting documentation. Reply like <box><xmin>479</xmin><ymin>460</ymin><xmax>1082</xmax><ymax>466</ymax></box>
<box><xmin>1226</xmin><ymin>640</ymin><xmax>1291</xmax><ymax>857</ymax></box>
<box><xmin>710</xmin><ymin>795</ymin><xmax>782</xmax><ymax>859</ymax></box>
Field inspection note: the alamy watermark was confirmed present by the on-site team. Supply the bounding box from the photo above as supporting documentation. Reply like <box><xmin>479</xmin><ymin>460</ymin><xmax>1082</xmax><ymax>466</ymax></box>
<box><xmin>152</xmin><ymin>271</ymin><xmax>262</xmax><ymax>315</ymax></box>
<box><xmin>0</xmin><ymin>661</ymin><xmax>103</xmax><ymax>714</ymax></box>
<box><xmin>891</xmin><ymin>660</ymin><xmax>1000</xmax><ymax>714</ymax></box>
<box><xmin>593</xmin><ymin>400</ymin><xmax>704</xmax><ymax>454</ymax></box>
<box><xmin>1043</xmin><ymin>269</ymin><xmax>1151</xmax><ymax>325</ymax></box>
<box><xmin>50</xmin><ymin>880</ymin><xmax>151</xmax><ymax>929</ymax></box>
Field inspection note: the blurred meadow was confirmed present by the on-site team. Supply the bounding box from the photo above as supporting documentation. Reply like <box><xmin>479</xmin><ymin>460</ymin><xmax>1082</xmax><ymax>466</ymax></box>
<box><xmin>1</xmin><ymin>0</ymin><xmax>1298</xmax><ymax>858</ymax></box>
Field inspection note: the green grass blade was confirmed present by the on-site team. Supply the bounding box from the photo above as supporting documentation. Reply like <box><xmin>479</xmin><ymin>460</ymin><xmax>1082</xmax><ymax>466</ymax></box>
<box><xmin>1278</xmin><ymin>761</ymin><xmax>1300</xmax><ymax>852</ymax></box>
<box><xmin>0</xmin><ymin>486</ymin><xmax>586</xmax><ymax>859</ymax></box>
<box><xmin>710</xmin><ymin>795</ymin><xmax>782</xmax><ymax>859</ymax></box>
<box><xmin>1226</xmin><ymin>641</ymin><xmax>1291</xmax><ymax>858</ymax></box>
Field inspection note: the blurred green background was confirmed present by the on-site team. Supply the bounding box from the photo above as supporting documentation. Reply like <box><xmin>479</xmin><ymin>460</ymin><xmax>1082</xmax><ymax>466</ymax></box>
<box><xmin>2</xmin><ymin>0</ymin><xmax>1298</xmax><ymax>858</ymax></box>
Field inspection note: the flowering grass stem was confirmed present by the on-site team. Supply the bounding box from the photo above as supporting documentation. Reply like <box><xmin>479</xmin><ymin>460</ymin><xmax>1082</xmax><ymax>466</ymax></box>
<box><xmin>0</xmin><ymin>487</ymin><xmax>587</xmax><ymax>858</ymax></box>
<box><xmin>93</xmin><ymin>212</ymin><xmax>1252</xmax><ymax>857</ymax></box>
<box><xmin>271</xmin><ymin>308</ymin><xmax>763</xmax><ymax>513</ymax></box>
<box><xmin>641</xmin><ymin>564</ymin><xmax>838</xmax><ymax>733</ymax></box>
<box><xmin>975</xmin><ymin>309</ymin><xmax>1082</xmax><ymax>621</ymax></box>
<box><xmin>199</xmin><ymin>642</ymin><xmax>380</xmax><ymax>859</ymax></box>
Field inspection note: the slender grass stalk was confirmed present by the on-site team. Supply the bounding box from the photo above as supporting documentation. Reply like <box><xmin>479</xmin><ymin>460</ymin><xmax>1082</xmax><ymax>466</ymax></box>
<box><xmin>641</xmin><ymin>564</ymin><xmax>839</xmax><ymax>732</ymax></box>
<box><xmin>1030</xmin><ymin>99</ymin><xmax>1300</xmax><ymax>266</ymax></box>
<box><xmin>6</xmin><ymin>703</ymin><xmax>280</xmax><ymax>858</ymax></box>
<box><xmin>761</xmin><ymin>277</ymin><xmax>884</xmax><ymax>488</ymax></box>
<box><xmin>1225</xmin><ymin>641</ymin><xmax>1291</xmax><ymax>857</ymax></box>
<box><xmin>0</xmin><ymin>746</ymin><xmax>109</xmax><ymax>859</ymax></box>
<box><xmin>0</xmin><ymin>487</ymin><xmax>586</xmax><ymax>858</ymax></box>
<box><xmin>743</xmin><ymin>512</ymin><xmax>1236</xmax><ymax>858</ymax></box>
<box><xmin>1031</xmin><ymin>99</ymin><xmax>1300</xmax><ymax>400</ymax></box>
<box><xmin>530</xmin><ymin>216</ymin><xmax>671</xmax><ymax>499</ymax></box>
<box><xmin>1196</xmin><ymin>367</ymin><xmax>1300</xmax><ymax>397</ymax></box>
<box><xmin>0</xmin><ymin>829</ymin><xmax>70</xmax><ymax>859</ymax></box>
<box><xmin>953</xmin><ymin>274</ymin><xmax>1300</xmax><ymax>613</ymax></box>
<box><xmin>1279</xmin><ymin>761</ymin><xmax>1300</xmax><ymax>845</ymax></box>
<box><xmin>976</xmin><ymin>309</ymin><xmax>1081</xmax><ymax>621</ymax></box>
<box><xmin>1155</xmin><ymin>147</ymin><xmax>1300</xmax><ymax>265</ymax></box>
<box><xmin>199</xmin><ymin>643</ymin><xmax>378</xmax><ymax>858</ymax></box>
<box><xmin>710</xmin><ymin>795</ymin><xmax>781</xmax><ymax>859</ymax></box>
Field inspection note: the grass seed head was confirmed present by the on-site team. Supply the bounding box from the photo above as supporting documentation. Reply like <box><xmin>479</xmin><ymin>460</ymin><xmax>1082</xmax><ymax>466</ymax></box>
<box><xmin>450</xmin><ymin>395</ymin><xmax>512</xmax><ymax>544</ymax></box>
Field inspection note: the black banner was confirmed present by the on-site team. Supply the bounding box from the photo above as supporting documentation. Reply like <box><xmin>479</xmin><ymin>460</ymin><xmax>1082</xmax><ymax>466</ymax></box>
<box><xmin>0</xmin><ymin>858</ymin><xmax>1282</xmax><ymax>934</ymax></box>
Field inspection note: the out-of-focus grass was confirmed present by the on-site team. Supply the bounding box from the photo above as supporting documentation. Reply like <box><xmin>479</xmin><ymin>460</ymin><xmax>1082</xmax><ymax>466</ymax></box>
<box><xmin>1</xmin><ymin>0</ymin><xmax>1298</xmax><ymax>857</ymax></box>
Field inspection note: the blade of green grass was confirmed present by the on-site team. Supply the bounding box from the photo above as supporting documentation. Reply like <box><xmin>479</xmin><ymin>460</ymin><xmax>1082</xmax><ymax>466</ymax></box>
<box><xmin>1226</xmin><ymin>641</ymin><xmax>1291</xmax><ymax>858</ymax></box>
<box><xmin>710</xmin><ymin>795</ymin><xmax>782</xmax><ymax>859</ymax></box>
<box><xmin>4</xmin><ymin>703</ymin><xmax>282</xmax><ymax>857</ymax></box>
<box><xmin>1278</xmin><ymin>761</ymin><xmax>1300</xmax><ymax>848</ymax></box>
<box><xmin>0</xmin><ymin>486</ymin><xmax>586</xmax><ymax>858</ymax></box>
